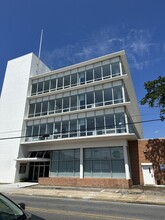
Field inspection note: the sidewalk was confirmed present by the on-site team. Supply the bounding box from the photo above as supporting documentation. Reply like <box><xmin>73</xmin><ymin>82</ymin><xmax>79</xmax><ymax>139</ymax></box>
<box><xmin>2</xmin><ymin>183</ymin><xmax>165</xmax><ymax>206</ymax></box>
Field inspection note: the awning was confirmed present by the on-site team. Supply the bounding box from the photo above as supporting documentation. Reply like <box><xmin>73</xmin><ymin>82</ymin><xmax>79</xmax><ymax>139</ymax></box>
<box><xmin>15</xmin><ymin>157</ymin><xmax>50</xmax><ymax>162</ymax></box>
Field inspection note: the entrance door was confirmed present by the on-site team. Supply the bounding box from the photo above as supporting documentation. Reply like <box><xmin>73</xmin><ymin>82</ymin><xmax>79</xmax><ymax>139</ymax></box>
<box><xmin>29</xmin><ymin>162</ymin><xmax>50</xmax><ymax>182</ymax></box>
<box><xmin>141</xmin><ymin>163</ymin><xmax>155</xmax><ymax>185</ymax></box>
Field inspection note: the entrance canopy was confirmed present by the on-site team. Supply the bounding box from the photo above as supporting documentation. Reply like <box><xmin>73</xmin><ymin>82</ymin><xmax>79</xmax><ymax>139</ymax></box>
<box><xmin>16</xmin><ymin>150</ymin><xmax>51</xmax><ymax>162</ymax></box>
<box><xmin>15</xmin><ymin>158</ymin><xmax>50</xmax><ymax>162</ymax></box>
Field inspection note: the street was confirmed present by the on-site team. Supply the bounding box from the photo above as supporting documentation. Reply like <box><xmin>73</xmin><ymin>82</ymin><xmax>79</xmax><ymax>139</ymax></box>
<box><xmin>7</xmin><ymin>194</ymin><xmax>165</xmax><ymax>220</ymax></box>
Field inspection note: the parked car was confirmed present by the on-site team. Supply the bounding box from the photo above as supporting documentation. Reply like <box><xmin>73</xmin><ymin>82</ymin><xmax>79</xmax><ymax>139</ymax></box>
<box><xmin>0</xmin><ymin>193</ymin><xmax>31</xmax><ymax>219</ymax></box>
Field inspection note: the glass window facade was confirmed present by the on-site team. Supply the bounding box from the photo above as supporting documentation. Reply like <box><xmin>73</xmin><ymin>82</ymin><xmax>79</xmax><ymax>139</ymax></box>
<box><xmin>84</xmin><ymin>147</ymin><xmax>125</xmax><ymax>178</ymax></box>
<box><xmin>28</xmin><ymin>85</ymin><xmax>124</xmax><ymax>118</ymax></box>
<box><xmin>25</xmin><ymin>110</ymin><xmax>127</xmax><ymax>142</ymax></box>
<box><xmin>24</xmin><ymin>55</ymin><xmax>136</xmax><ymax>143</ymax></box>
<box><xmin>30</xmin><ymin>59</ymin><xmax>121</xmax><ymax>96</ymax></box>
<box><xmin>49</xmin><ymin>147</ymin><xmax>125</xmax><ymax>178</ymax></box>
<box><xmin>50</xmin><ymin>149</ymin><xmax>80</xmax><ymax>177</ymax></box>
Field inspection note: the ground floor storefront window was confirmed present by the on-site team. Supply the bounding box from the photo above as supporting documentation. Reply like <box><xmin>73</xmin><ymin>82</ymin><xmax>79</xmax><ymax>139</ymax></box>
<box><xmin>50</xmin><ymin>149</ymin><xmax>80</xmax><ymax>177</ymax></box>
<box><xmin>84</xmin><ymin>147</ymin><xmax>125</xmax><ymax>178</ymax></box>
<box><xmin>50</xmin><ymin>147</ymin><xmax>125</xmax><ymax>178</ymax></box>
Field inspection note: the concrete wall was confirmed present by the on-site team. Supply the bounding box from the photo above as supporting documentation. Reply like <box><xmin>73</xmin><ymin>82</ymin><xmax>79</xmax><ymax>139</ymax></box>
<box><xmin>0</xmin><ymin>53</ymin><xmax>49</xmax><ymax>183</ymax></box>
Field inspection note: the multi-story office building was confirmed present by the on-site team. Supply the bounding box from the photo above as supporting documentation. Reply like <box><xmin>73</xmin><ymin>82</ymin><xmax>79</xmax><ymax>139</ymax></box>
<box><xmin>0</xmin><ymin>51</ymin><xmax>143</xmax><ymax>187</ymax></box>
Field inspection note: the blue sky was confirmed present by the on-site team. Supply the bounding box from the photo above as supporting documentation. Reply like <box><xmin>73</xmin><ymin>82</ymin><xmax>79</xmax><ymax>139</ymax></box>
<box><xmin>0</xmin><ymin>0</ymin><xmax>164</xmax><ymax>138</ymax></box>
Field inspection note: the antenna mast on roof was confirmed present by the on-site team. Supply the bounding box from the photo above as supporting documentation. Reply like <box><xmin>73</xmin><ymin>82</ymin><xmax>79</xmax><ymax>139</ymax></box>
<box><xmin>38</xmin><ymin>29</ymin><xmax>43</xmax><ymax>58</ymax></box>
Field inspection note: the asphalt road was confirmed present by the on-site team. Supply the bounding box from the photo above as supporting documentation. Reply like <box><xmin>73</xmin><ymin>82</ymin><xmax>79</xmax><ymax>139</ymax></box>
<box><xmin>7</xmin><ymin>194</ymin><xmax>165</xmax><ymax>220</ymax></box>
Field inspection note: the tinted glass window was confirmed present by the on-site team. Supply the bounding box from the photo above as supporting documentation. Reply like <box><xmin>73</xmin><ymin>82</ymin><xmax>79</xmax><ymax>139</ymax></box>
<box><xmin>42</xmin><ymin>101</ymin><xmax>48</xmax><ymax>115</ymax></box>
<box><xmin>29</xmin><ymin>103</ymin><xmax>35</xmax><ymax>117</ymax></box>
<box><xmin>50</xmin><ymin>79</ymin><xmax>56</xmax><ymax>90</ymax></box>
<box><xmin>37</xmin><ymin>82</ymin><xmax>43</xmax><ymax>93</ymax></box>
<box><xmin>44</xmin><ymin>80</ymin><xmax>50</xmax><ymax>92</ymax></box>
<box><xmin>94</xmin><ymin>66</ymin><xmax>102</xmax><ymax>81</ymax></box>
<box><xmin>31</xmin><ymin>83</ymin><xmax>37</xmax><ymax>95</ymax></box>
<box><xmin>102</xmin><ymin>64</ymin><xmax>110</xmax><ymax>78</ymax></box>
<box><xmin>86</xmin><ymin>69</ymin><xmax>93</xmax><ymax>83</ymax></box>
<box><xmin>64</xmin><ymin>75</ymin><xmax>70</xmax><ymax>87</ymax></box>
<box><xmin>71</xmin><ymin>73</ymin><xmax>77</xmax><ymax>86</ymax></box>
<box><xmin>78</xmin><ymin>71</ymin><xmax>85</xmax><ymax>84</ymax></box>
<box><xmin>112</xmin><ymin>62</ymin><xmax>120</xmax><ymax>76</ymax></box>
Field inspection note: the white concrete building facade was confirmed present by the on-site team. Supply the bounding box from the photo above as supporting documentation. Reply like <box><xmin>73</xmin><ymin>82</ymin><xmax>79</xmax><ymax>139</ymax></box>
<box><xmin>0</xmin><ymin>51</ymin><xmax>143</xmax><ymax>187</ymax></box>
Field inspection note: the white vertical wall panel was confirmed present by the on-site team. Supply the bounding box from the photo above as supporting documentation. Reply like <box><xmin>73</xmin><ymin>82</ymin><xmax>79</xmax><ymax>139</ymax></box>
<box><xmin>0</xmin><ymin>53</ymin><xmax>49</xmax><ymax>183</ymax></box>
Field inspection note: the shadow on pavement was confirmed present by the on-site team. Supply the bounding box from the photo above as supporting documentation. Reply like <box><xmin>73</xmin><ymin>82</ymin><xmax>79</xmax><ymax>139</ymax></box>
<box><xmin>31</xmin><ymin>214</ymin><xmax>46</xmax><ymax>220</ymax></box>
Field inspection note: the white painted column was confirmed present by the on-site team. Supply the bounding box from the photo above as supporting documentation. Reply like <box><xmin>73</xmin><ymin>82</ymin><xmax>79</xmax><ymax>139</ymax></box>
<box><xmin>119</xmin><ymin>59</ymin><xmax>123</xmax><ymax>75</ymax></box>
<box><xmin>123</xmin><ymin>146</ymin><xmax>131</xmax><ymax>179</ymax></box>
<box><xmin>80</xmin><ymin>148</ymin><xmax>83</xmax><ymax>179</ymax></box>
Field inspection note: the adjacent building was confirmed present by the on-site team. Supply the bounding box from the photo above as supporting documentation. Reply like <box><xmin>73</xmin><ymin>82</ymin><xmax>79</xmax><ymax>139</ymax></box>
<box><xmin>0</xmin><ymin>51</ymin><xmax>146</xmax><ymax>187</ymax></box>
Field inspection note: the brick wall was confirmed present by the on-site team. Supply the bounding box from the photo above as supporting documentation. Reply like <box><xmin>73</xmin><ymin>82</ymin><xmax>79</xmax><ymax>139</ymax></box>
<box><xmin>39</xmin><ymin>177</ymin><xmax>132</xmax><ymax>188</ymax></box>
<box><xmin>128</xmin><ymin>140</ymin><xmax>140</xmax><ymax>185</ymax></box>
<box><xmin>129</xmin><ymin>139</ymin><xmax>165</xmax><ymax>185</ymax></box>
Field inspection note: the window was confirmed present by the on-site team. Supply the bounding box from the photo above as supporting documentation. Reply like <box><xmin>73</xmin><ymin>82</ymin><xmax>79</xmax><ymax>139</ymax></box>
<box><xmin>31</xmin><ymin>83</ymin><xmax>37</xmax><ymax>95</ymax></box>
<box><xmin>79</xmin><ymin>94</ymin><xmax>85</xmax><ymax>109</ymax></box>
<box><xmin>37</xmin><ymin>82</ymin><xmax>43</xmax><ymax>94</ymax></box>
<box><xmin>43</xmin><ymin>80</ymin><xmax>50</xmax><ymax>93</ymax></box>
<box><xmin>62</xmin><ymin>121</ymin><xmax>69</xmax><ymax>138</ymax></box>
<box><xmin>105</xmin><ymin>114</ymin><xmax>115</xmax><ymax>133</ymax></box>
<box><xmin>104</xmin><ymin>88</ymin><xmax>113</xmax><ymax>105</ymax></box>
<box><xmin>50</xmin><ymin>78</ymin><xmax>56</xmax><ymax>90</ymax></box>
<box><xmin>39</xmin><ymin>124</ymin><xmax>46</xmax><ymax>139</ymax></box>
<box><xmin>113</xmin><ymin>86</ymin><xmax>123</xmax><ymax>104</ymax></box>
<box><xmin>32</xmin><ymin>125</ymin><xmax>39</xmax><ymax>140</ymax></box>
<box><xmin>71</xmin><ymin>73</ymin><xmax>77</xmax><ymax>87</ymax></box>
<box><xmin>19</xmin><ymin>163</ymin><xmax>27</xmax><ymax>174</ymax></box>
<box><xmin>111</xmin><ymin>148</ymin><xmax>125</xmax><ymax>177</ymax></box>
<box><xmin>25</xmin><ymin>125</ymin><xmax>32</xmax><ymax>141</ymax></box>
<box><xmin>48</xmin><ymin>99</ymin><xmax>55</xmax><ymax>114</ymax></box>
<box><xmin>41</xmin><ymin>101</ymin><xmax>48</xmax><ymax>115</ymax></box>
<box><xmin>70</xmin><ymin>119</ymin><xmax>77</xmax><ymax>137</ymax></box>
<box><xmin>79</xmin><ymin>119</ymin><xmax>86</xmax><ymax>136</ymax></box>
<box><xmin>35</xmin><ymin>102</ymin><xmax>42</xmax><ymax>117</ymax></box>
<box><xmin>56</xmin><ymin>98</ymin><xmax>62</xmax><ymax>113</ymax></box>
<box><xmin>95</xmin><ymin>90</ymin><xmax>103</xmax><ymax>107</ymax></box>
<box><xmin>63</xmin><ymin>97</ymin><xmax>69</xmax><ymax>112</ymax></box>
<box><xmin>86</xmin><ymin>69</ymin><xmax>93</xmax><ymax>83</ymax></box>
<box><xmin>71</xmin><ymin>95</ymin><xmax>77</xmax><ymax>111</ymax></box>
<box><xmin>78</xmin><ymin>71</ymin><xmax>85</xmax><ymax>85</ymax></box>
<box><xmin>102</xmin><ymin>64</ymin><xmax>110</xmax><ymax>78</ymax></box>
<box><xmin>96</xmin><ymin>116</ymin><xmax>104</xmax><ymax>134</ymax></box>
<box><xmin>28</xmin><ymin>103</ymin><xmax>35</xmax><ymax>117</ymax></box>
<box><xmin>94</xmin><ymin>66</ymin><xmax>102</xmax><ymax>81</ymax></box>
<box><xmin>50</xmin><ymin>149</ymin><xmax>80</xmax><ymax>177</ymax></box>
<box><xmin>57</xmin><ymin>77</ymin><xmax>63</xmax><ymax>90</ymax></box>
<box><xmin>64</xmin><ymin>75</ymin><xmax>70</xmax><ymax>88</ymax></box>
<box><xmin>111</xmin><ymin>62</ymin><xmax>120</xmax><ymax>77</ymax></box>
<box><xmin>54</xmin><ymin>121</ymin><xmax>61</xmax><ymax>138</ymax></box>
<box><xmin>87</xmin><ymin>117</ymin><xmax>95</xmax><ymax>136</ymax></box>
<box><xmin>47</xmin><ymin>123</ymin><xmax>54</xmax><ymax>137</ymax></box>
<box><xmin>115</xmin><ymin>113</ymin><xmax>126</xmax><ymax>133</ymax></box>
<box><xmin>87</xmin><ymin>92</ymin><xmax>94</xmax><ymax>108</ymax></box>
<box><xmin>84</xmin><ymin>147</ymin><xmax>125</xmax><ymax>178</ymax></box>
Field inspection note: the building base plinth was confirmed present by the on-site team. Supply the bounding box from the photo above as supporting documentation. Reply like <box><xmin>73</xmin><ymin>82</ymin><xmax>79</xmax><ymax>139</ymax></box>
<box><xmin>39</xmin><ymin>177</ymin><xmax>132</xmax><ymax>189</ymax></box>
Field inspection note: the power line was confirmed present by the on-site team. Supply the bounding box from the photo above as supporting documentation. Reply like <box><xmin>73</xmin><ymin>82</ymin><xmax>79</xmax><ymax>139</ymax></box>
<box><xmin>0</xmin><ymin>118</ymin><xmax>162</xmax><ymax>141</ymax></box>
<box><xmin>0</xmin><ymin>112</ymin><xmax>161</xmax><ymax>136</ymax></box>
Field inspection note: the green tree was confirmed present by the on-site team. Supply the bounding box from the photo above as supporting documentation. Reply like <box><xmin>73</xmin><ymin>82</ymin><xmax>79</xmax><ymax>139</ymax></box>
<box><xmin>140</xmin><ymin>76</ymin><xmax>165</xmax><ymax>121</ymax></box>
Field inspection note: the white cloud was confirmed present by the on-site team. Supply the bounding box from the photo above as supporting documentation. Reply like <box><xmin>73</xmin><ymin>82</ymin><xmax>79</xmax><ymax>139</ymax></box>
<box><xmin>43</xmin><ymin>26</ymin><xmax>164</xmax><ymax>71</ymax></box>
